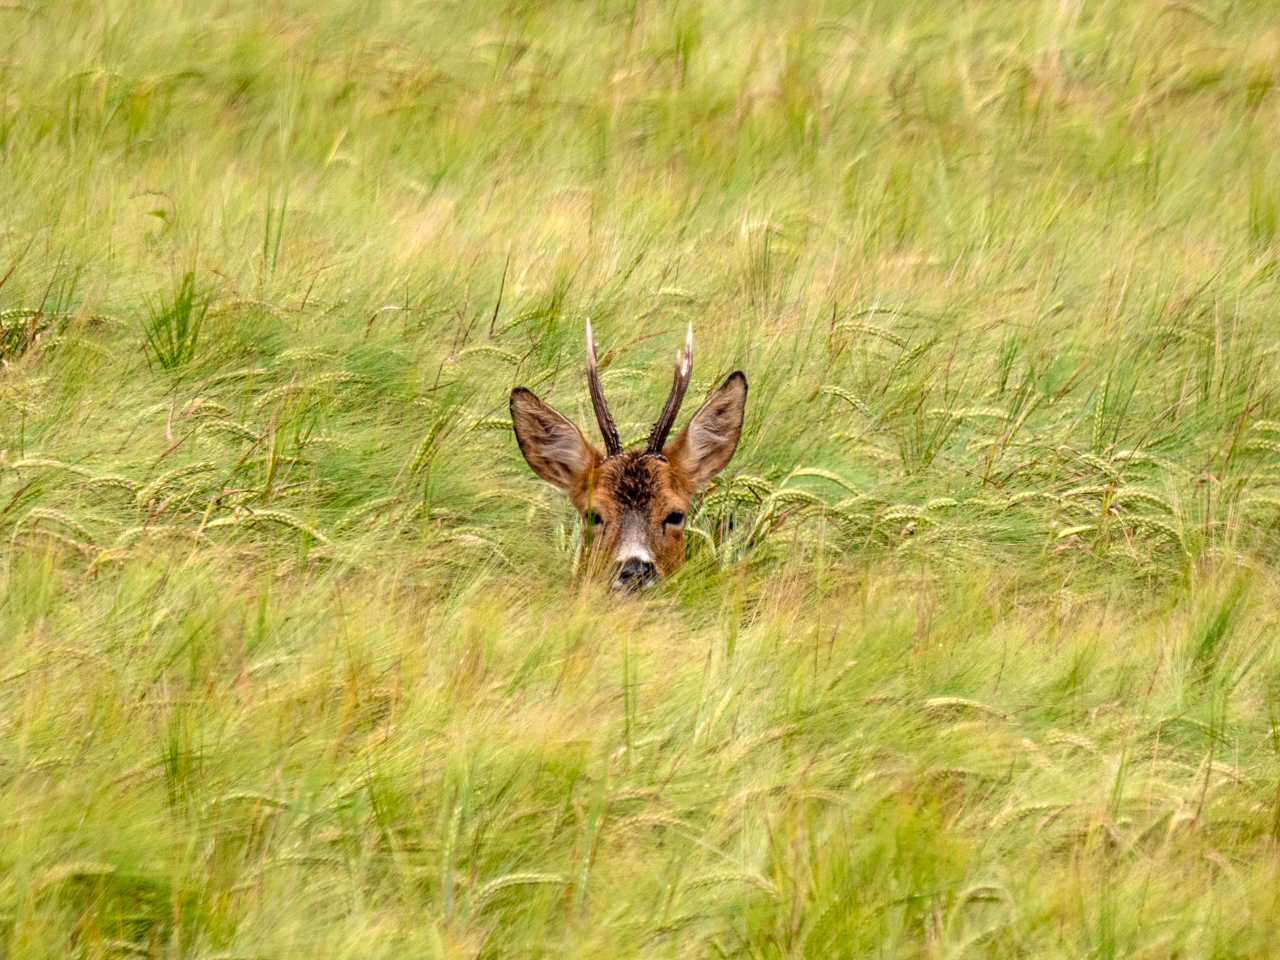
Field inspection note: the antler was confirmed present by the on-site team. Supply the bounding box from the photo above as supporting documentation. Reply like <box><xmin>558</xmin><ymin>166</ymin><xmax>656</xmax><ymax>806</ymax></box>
<box><xmin>645</xmin><ymin>323</ymin><xmax>693</xmax><ymax>456</ymax></box>
<box><xmin>585</xmin><ymin>318</ymin><xmax>623</xmax><ymax>458</ymax></box>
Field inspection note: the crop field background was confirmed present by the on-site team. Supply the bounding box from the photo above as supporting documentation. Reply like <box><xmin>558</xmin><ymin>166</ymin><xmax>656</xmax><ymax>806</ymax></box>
<box><xmin>5</xmin><ymin>0</ymin><xmax>1280</xmax><ymax>956</ymax></box>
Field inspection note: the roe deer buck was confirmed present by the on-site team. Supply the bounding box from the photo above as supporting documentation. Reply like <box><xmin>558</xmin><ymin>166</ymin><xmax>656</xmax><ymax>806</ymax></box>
<box><xmin>510</xmin><ymin>321</ymin><xmax>747</xmax><ymax>590</ymax></box>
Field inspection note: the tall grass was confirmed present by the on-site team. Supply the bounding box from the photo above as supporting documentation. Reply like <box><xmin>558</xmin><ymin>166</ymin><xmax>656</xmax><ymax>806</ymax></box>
<box><xmin>3</xmin><ymin>0</ymin><xmax>1280</xmax><ymax>956</ymax></box>
<box><xmin>142</xmin><ymin>272</ymin><xmax>208</xmax><ymax>370</ymax></box>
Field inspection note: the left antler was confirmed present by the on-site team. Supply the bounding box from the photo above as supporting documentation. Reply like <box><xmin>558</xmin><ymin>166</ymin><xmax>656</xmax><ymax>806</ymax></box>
<box><xmin>645</xmin><ymin>324</ymin><xmax>693</xmax><ymax>456</ymax></box>
<box><xmin>585</xmin><ymin>318</ymin><xmax>623</xmax><ymax>458</ymax></box>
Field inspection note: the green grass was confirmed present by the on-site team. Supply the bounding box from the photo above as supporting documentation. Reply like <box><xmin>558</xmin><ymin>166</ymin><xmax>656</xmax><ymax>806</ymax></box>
<box><xmin>5</xmin><ymin>0</ymin><xmax>1280</xmax><ymax>955</ymax></box>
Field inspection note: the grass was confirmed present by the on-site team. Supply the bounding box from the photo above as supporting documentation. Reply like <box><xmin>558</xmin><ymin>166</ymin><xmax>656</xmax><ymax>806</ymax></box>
<box><xmin>142</xmin><ymin>272</ymin><xmax>208</xmax><ymax>371</ymax></box>
<box><xmin>4</xmin><ymin>0</ymin><xmax>1280</xmax><ymax>955</ymax></box>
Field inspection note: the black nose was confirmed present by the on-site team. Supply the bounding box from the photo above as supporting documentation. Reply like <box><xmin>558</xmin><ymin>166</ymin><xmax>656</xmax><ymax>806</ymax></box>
<box><xmin>612</xmin><ymin>558</ymin><xmax>658</xmax><ymax>591</ymax></box>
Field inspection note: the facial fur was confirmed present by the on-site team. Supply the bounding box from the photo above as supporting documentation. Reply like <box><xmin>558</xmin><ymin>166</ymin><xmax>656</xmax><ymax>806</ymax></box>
<box><xmin>578</xmin><ymin>454</ymin><xmax>694</xmax><ymax>580</ymax></box>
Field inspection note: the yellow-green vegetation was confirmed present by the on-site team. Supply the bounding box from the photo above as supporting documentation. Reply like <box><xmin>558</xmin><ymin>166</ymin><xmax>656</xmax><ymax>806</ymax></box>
<box><xmin>5</xmin><ymin>0</ymin><xmax>1280</xmax><ymax>956</ymax></box>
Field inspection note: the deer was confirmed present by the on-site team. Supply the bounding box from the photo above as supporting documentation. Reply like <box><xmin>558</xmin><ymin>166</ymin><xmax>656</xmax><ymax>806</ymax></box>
<box><xmin>510</xmin><ymin>321</ymin><xmax>747</xmax><ymax>590</ymax></box>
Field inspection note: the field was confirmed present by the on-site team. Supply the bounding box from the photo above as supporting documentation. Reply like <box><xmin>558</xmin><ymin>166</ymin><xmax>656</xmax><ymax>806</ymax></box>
<box><xmin>4</xmin><ymin>0</ymin><xmax>1280</xmax><ymax>956</ymax></box>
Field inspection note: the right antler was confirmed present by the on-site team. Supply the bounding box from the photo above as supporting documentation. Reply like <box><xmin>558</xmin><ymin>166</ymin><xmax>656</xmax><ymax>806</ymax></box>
<box><xmin>585</xmin><ymin>318</ymin><xmax>623</xmax><ymax>459</ymax></box>
<box><xmin>645</xmin><ymin>323</ymin><xmax>693</xmax><ymax>456</ymax></box>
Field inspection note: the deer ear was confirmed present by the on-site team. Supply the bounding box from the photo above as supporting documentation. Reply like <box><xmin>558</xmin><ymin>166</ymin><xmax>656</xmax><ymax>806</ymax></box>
<box><xmin>510</xmin><ymin>388</ymin><xmax>599</xmax><ymax>494</ymax></box>
<box><xmin>664</xmin><ymin>372</ymin><xmax>747</xmax><ymax>487</ymax></box>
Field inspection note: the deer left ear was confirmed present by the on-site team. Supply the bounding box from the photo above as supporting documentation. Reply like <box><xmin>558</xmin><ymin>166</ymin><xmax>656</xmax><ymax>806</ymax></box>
<box><xmin>664</xmin><ymin>372</ymin><xmax>747</xmax><ymax>486</ymax></box>
<box><xmin>510</xmin><ymin>388</ymin><xmax>599</xmax><ymax>494</ymax></box>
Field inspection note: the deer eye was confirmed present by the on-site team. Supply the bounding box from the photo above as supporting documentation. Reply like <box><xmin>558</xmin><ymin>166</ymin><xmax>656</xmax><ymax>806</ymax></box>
<box><xmin>664</xmin><ymin>511</ymin><xmax>685</xmax><ymax>528</ymax></box>
<box><xmin>584</xmin><ymin>508</ymin><xmax>604</xmax><ymax>527</ymax></box>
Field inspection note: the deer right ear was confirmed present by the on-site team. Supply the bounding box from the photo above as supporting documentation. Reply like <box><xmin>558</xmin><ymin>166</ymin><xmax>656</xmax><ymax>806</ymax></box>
<box><xmin>510</xmin><ymin>388</ymin><xmax>599</xmax><ymax>494</ymax></box>
<box><xmin>664</xmin><ymin>372</ymin><xmax>747</xmax><ymax>487</ymax></box>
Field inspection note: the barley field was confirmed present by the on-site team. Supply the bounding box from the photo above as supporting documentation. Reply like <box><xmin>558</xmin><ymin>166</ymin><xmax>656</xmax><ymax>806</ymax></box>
<box><xmin>4</xmin><ymin>1</ymin><xmax>1280</xmax><ymax>956</ymax></box>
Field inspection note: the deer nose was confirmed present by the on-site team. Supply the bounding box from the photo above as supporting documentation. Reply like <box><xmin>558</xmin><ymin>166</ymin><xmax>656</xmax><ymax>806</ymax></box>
<box><xmin>612</xmin><ymin>557</ymin><xmax>658</xmax><ymax>591</ymax></box>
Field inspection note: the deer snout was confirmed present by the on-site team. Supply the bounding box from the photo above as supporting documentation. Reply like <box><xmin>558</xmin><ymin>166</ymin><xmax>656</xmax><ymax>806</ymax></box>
<box><xmin>612</xmin><ymin>557</ymin><xmax>658</xmax><ymax>591</ymax></box>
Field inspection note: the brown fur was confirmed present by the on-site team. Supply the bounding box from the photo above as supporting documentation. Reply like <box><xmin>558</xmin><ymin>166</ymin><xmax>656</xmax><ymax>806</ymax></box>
<box><xmin>510</xmin><ymin>372</ymin><xmax>748</xmax><ymax>581</ymax></box>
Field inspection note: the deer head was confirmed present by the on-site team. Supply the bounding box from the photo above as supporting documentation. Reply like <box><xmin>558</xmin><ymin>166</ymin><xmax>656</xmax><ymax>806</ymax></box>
<box><xmin>510</xmin><ymin>321</ymin><xmax>747</xmax><ymax>590</ymax></box>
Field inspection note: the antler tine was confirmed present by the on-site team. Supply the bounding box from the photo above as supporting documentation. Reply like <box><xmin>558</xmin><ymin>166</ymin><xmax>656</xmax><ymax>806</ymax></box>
<box><xmin>646</xmin><ymin>323</ymin><xmax>694</xmax><ymax>456</ymax></box>
<box><xmin>585</xmin><ymin>318</ymin><xmax>623</xmax><ymax>458</ymax></box>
